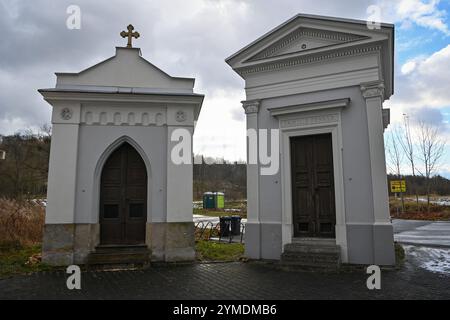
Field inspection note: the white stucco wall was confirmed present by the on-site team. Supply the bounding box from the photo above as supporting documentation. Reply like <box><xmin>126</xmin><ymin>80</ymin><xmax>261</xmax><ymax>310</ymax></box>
<box><xmin>257</xmin><ymin>87</ymin><xmax>375</xmax><ymax>225</ymax></box>
<box><xmin>74</xmin><ymin>125</ymin><xmax>168</xmax><ymax>224</ymax></box>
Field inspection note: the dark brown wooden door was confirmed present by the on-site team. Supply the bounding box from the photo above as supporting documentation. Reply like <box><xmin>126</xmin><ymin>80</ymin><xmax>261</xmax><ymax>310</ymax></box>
<box><xmin>291</xmin><ymin>133</ymin><xmax>335</xmax><ymax>238</ymax></box>
<box><xmin>100</xmin><ymin>143</ymin><xmax>147</xmax><ymax>245</ymax></box>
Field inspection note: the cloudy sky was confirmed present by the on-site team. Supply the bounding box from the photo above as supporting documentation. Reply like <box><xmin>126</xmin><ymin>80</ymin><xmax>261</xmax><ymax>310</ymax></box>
<box><xmin>1</xmin><ymin>0</ymin><xmax>450</xmax><ymax>175</ymax></box>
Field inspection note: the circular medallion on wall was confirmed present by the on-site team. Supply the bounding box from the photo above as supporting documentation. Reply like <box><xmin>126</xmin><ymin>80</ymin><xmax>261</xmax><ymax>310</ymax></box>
<box><xmin>176</xmin><ymin>110</ymin><xmax>186</xmax><ymax>122</ymax></box>
<box><xmin>60</xmin><ymin>108</ymin><xmax>73</xmax><ymax>120</ymax></box>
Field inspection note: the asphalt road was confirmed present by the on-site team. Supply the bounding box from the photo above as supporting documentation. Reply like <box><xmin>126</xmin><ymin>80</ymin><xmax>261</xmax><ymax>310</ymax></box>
<box><xmin>393</xmin><ymin>219</ymin><xmax>450</xmax><ymax>247</ymax></box>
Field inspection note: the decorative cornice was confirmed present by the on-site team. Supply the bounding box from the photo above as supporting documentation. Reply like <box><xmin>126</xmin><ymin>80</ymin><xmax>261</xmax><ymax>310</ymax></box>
<box><xmin>250</xmin><ymin>28</ymin><xmax>367</xmax><ymax>61</ymax></box>
<box><xmin>39</xmin><ymin>90</ymin><xmax>204</xmax><ymax>105</ymax></box>
<box><xmin>269</xmin><ymin>98</ymin><xmax>349</xmax><ymax>117</ymax></box>
<box><xmin>360</xmin><ymin>81</ymin><xmax>385</xmax><ymax>100</ymax></box>
<box><xmin>238</xmin><ymin>45</ymin><xmax>381</xmax><ymax>76</ymax></box>
<box><xmin>81</xmin><ymin>109</ymin><xmax>166</xmax><ymax>126</ymax></box>
<box><xmin>242</xmin><ymin>100</ymin><xmax>260</xmax><ymax>114</ymax></box>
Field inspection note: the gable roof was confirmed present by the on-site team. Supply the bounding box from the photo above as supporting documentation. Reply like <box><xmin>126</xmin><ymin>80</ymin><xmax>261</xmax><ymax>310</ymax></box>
<box><xmin>54</xmin><ymin>47</ymin><xmax>196</xmax><ymax>94</ymax></box>
<box><xmin>226</xmin><ymin>13</ymin><xmax>394</xmax><ymax>97</ymax></box>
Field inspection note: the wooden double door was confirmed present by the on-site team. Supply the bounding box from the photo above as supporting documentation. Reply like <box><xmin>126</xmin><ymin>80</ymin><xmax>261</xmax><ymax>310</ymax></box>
<box><xmin>100</xmin><ymin>143</ymin><xmax>147</xmax><ymax>245</ymax></box>
<box><xmin>291</xmin><ymin>133</ymin><xmax>336</xmax><ymax>238</ymax></box>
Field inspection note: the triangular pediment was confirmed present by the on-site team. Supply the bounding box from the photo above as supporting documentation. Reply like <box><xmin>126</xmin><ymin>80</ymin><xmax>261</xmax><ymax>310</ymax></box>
<box><xmin>226</xmin><ymin>13</ymin><xmax>394</xmax><ymax>99</ymax></box>
<box><xmin>247</xmin><ymin>27</ymin><xmax>368</xmax><ymax>61</ymax></box>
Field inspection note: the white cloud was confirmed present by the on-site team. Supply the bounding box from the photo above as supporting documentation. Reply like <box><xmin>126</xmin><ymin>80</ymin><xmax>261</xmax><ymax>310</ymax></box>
<box><xmin>193</xmin><ymin>89</ymin><xmax>246</xmax><ymax>161</ymax></box>
<box><xmin>380</xmin><ymin>0</ymin><xmax>449</xmax><ymax>35</ymax></box>
<box><xmin>0</xmin><ymin>117</ymin><xmax>38</xmax><ymax>135</ymax></box>
<box><xmin>401</xmin><ymin>59</ymin><xmax>417</xmax><ymax>74</ymax></box>
<box><xmin>0</xmin><ymin>0</ymin><xmax>448</xmax><ymax>161</ymax></box>
<box><xmin>387</xmin><ymin>44</ymin><xmax>450</xmax><ymax>125</ymax></box>
<box><xmin>406</xmin><ymin>44</ymin><xmax>450</xmax><ymax>107</ymax></box>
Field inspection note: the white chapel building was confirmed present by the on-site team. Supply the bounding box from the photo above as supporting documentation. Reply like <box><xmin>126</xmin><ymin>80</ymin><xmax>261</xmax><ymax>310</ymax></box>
<box><xmin>227</xmin><ymin>14</ymin><xmax>395</xmax><ymax>265</ymax></box>
<box><xmin>39</xmin><ymin>27</ymin><xmax>203</xmax><ymax>265</ymax></box>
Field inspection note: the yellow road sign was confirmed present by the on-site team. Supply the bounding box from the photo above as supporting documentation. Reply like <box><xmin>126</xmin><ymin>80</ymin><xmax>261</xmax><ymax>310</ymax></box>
<box><xmin>390</xmin><ymin>180</ymin><xmax>406</xmax><ymax>193</ymax></box>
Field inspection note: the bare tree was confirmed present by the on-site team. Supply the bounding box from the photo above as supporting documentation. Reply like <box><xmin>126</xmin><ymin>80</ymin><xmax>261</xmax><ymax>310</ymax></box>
<box><xmin>416</xmin><ymin>120</ymin><xmax>446</xmax><ymax>213</ymax></box>
<box><xmin>398</xmin><ymin>114</ymin><xmax>420</xmax><ymax>210</ymax></box>
<box><xmin>385</xmin><ymin>127</ymin><xmax>405</xmax><ymax>212</ymax></box>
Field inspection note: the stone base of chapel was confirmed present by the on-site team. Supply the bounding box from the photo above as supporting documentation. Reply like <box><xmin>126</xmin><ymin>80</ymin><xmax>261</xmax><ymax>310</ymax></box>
<box><xmin>42</xmin><ymin>222</ymin><xmax>196</xmax><ymax>266</ymax></box>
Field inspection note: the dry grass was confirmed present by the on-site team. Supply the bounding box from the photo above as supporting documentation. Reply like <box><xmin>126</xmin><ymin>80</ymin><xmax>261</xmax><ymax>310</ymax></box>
<box><xmin>390</xmin><ymin>198</ymin><xmax>450</xmax><ymax>221</ymax></box>
<box><xmin>0</xmin><ymin>198</ymin><xmax>45</xmax><ymax>246</ymax></box>
<box><xmin>194</xmin><ymin>225</ymin><xmax>220</xmax><ymax>241</ymax></box>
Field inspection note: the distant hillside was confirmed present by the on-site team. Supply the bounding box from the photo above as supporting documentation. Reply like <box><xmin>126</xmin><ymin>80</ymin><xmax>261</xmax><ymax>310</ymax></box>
<box><xmin>194</xmin><ymin>159</ymin><xmax>246</xmax><ymax>200</ymax></box>
<box><xmin>2</xmin><ymin>132</ymin><xmax>449</xmax><ymax>200</ymax></box>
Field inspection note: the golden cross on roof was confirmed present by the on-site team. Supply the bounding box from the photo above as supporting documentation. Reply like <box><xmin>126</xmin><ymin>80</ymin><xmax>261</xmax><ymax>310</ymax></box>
<box><xmin>120</xmin><ymin>24</ymin><xmax>140</xmax><ymax>48</ymax></box>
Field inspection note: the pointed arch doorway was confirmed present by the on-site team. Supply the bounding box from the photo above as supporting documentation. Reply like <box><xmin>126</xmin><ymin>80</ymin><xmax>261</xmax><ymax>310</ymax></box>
<box><xmin>100</xmin><ymin>143</ymin><xmax>147</xmax><ymax>245</ymax></box>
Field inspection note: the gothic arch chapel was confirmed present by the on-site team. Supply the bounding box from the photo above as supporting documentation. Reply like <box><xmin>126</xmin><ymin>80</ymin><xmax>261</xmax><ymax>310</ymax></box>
<box><xmin>40</xmin><ymin>27</ymin><xmax>204</xmax><ymax>266</ymax></box>
<box><xmin>227</xmin><ymin>14</ymin><xmax>395</xmax><ymax>266</ymax></box>
<box><xmin>100</xmin><ymin>142</ymin><xmax>147</xmax><ymax>246</ymax></box>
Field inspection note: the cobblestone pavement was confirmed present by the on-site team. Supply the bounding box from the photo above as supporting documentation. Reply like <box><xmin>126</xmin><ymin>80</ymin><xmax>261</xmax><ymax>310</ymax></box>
<box><xmin>0</xmin><ymin>256</ymin><xmax>449</xmax><ymax>300</ymax></box>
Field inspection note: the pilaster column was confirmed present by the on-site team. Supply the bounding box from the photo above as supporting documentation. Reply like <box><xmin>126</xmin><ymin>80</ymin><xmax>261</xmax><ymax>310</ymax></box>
<box><xmin>166</xmin><ymin>105</ymin><xmax>194</xmax><ymax>223</ymax></box>
<box><xmin>360</xmin><ymin>81</ymin><xmax>390</xmax><ymax>224</ymax></box>
<box><xmin>46</xmin><ymin>102</ymin><xmax>81</xmax><ymax>224</ymax></box>
<box><xmin>361</xmin><ymin>81</ymin><xmax>395</xmax><ymax>265</ymax></box>
<box><xmin>242</xmin><ymin>100</ymin><xmax>261</xmax><ymax>259</ymax></box>
<box><xmin>42</xmin><ymin>102</ymin><xmax>81</xmax><ymax>265</ymax></box>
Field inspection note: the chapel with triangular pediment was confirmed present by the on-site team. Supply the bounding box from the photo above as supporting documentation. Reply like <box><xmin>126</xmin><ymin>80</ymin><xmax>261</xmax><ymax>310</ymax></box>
<box><xmin>227</xmin><ymin>14</ymin><xmax>396</xmax><ymax>266</ymax></box>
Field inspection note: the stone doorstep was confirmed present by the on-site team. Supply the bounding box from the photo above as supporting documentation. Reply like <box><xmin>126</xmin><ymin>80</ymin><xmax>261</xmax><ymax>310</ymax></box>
<box><xmin>281</xmin><ymin>256</ymin><xmax>340</xmax><ymax>266</ymax></box>
<box><xmin>283</xmin><ymin>244</ymin><xmax>340</xmax><ymax>254</ymax></box>
<box><xmin>94</xmin><ymin>244</ymin><xmax>149</xmax><ymax>253</ymax></box>
<box><xmin>281</xmin><ymin>239</ymin><xmax>342</xmax><ymax>270</ymax></box>
<box><xmin>291</xmin><ymin>237</ymin><xmax>336</xmax><ymax>246</ymax></box>
<box><xmin>282</xmin><ymin>253</ymin><xmax>340</xmax><ymax>261</ymax></box>
<box><xmin>87</xmin><ymin>245</ymin><xmax>151</xmax><ymax>266</ymax></box>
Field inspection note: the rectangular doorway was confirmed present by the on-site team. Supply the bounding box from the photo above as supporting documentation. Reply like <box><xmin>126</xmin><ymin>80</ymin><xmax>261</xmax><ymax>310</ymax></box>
<box><xmin>290</xmin><ymin>133</ymin><xmax>336</xmax><ymax>238</ymax></box>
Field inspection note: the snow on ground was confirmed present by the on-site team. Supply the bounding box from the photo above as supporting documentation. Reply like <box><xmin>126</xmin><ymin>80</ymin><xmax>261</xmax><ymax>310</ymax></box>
<box><xmin>415</xmin><ymin>197</ymin><xmax>450</xmax><ymax>206</ymax></box>
<box><xmin>404</xmin><ymin>245</ymin><xmax>450</xmax><ymax>274</ymax></box>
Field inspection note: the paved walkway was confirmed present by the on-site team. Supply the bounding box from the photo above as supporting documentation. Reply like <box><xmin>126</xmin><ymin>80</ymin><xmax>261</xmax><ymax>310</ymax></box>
<box><xmin>393</xmin><ymin>219</ymin><xmax>450</xmax><ymax>247</ymax></box>
<box><xmin>0</xmin><ymin>253</ymin><xmax>449</xmax><ymax>300</ymax></box>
